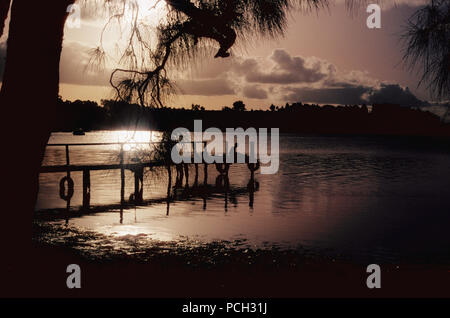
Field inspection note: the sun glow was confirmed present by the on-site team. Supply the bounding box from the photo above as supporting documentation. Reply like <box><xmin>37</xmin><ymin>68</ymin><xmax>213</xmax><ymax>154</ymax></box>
<box><xmin>113</xmin><ymin>130</ymin><xmax>162</xmax><ymax>151</ymax></box>
<box><xmin>125</xmin><ymin>0</ymin><xmax>167</xmax><ymax>25</ymax></box>
<box><xmin>97</xmin><ymin>0</ymin><xmax>169</xmax><ymax>65</ymax></box>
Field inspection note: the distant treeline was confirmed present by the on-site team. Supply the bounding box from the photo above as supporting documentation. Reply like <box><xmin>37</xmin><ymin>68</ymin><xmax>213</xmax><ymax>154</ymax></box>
<box><xmin>53</xmin><ymin>98</ymin><xmax>450</xmax><ymax>137</ymax></box>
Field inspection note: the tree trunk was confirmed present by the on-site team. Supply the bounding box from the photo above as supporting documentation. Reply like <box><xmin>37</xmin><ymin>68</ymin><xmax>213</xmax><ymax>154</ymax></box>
<box><xmin>0</xmin><ymin>0</ymin><xmax>74</xmax><ymax>295</ymax></box>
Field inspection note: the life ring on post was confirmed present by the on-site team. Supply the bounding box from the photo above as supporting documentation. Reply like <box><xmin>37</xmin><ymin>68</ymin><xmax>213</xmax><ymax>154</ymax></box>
<box><xmin>59</xmin><ymin>176</ymin><xmax>74</xmax><ymax>201</ymax></box>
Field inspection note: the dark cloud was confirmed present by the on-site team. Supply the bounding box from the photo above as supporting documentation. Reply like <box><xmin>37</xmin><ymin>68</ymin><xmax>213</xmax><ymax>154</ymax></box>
<box><xmin>176</xmin><ymin>78</ymin><xmax>236</xmax><ymax>96</ymax></box>
<box><xmin>367</xmin><ymin>83</ymin><xmax>428</xmax><ymax>107</ymax></box>
<box><xmin>283</xmin><ymin>83</ymin><xmax>428</xmax><ymax>107</ymax></box>
<box><xmin>243</xmin><ymin>85</ymin><xmax>268</xmax><ymax>99</ymax></box>
<box><xmin>243</xmin><ymin>49</ymin><xmax>327</xmax><ymax>84</ymax></box>
<box><xmin>233</xmin><ymin>58</ymin><xmax>258</xmax><ymax>76</ymax></box>
<box><xmin>241</xmin><ymin>49</ymin><xmax>429</xmax><ymax>106</ymax></box>
<box><xmin>283</xmin><ymin>86</ymin><xmax>370</xmax><ymax>105</ymax></box>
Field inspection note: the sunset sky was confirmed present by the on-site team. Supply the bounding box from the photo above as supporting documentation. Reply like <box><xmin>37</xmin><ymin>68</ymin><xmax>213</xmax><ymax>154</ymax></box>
<box><xmin>1</xmin><ymin>0</ymin><xmax>432</xmax><ymax>110</ymax></box>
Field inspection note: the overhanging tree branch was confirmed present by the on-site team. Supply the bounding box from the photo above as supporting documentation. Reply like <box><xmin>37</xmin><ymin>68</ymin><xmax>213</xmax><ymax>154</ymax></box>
<box><xmin>104</xmin><ymin>1</ymin><xmax>378</xmax><ymax>108</ymax></box>
<box><xmin>402</xmin><ymin>0</ymin><xmax>450</xmax><ymax>100</ymax></box>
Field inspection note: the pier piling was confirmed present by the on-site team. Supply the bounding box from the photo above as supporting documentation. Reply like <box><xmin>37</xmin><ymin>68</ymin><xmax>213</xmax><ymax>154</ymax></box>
<box><xmin>82</xmin><ymin>169</ymin><xmax>91</xmax><ymax>210</ymax></box>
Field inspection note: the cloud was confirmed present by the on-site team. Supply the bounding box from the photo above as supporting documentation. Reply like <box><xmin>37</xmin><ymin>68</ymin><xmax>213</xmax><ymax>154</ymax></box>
<box><xmin>58</xmin><ymin>42</ymin><xmax>237</xmax><ymax>96</ymax></box>
<box><xmin>59</xmin><ymin>41</ymin><xmax>110</xmax><ymax>86</ymax></box>
<box><xmin>176</xmin><ymin>78</ymin><xmax>236</xmax><ymax>96</ymax></box>
<box><xmin>189</xmin><ymin>57</ymin><xmax>236</xmax><ymax>79</ymax></box>
<box><xmin>283</xmin><ymin>86</ymin><xmax>370</xmax><ymax>105</ymax></box>
<box><xmin>233</xmin><ymin>49</ymin><xmax>427</xmax><ymax>107</ymax></box>
<box><xmin>243</xmin><ymin>85</ymin><xmax>268</xmax><ymax>99</ymax></box>
<box><xmin>336</xmin><ymin>0</ymin><xmax>427</xmax><ymax>10</ymax></box>
<box><xmin>3</xmin><ymin>40</ymin><xmax>427</xmax><ymax>107</ymax></box>
<box><xmin>282</xmin><ymin>82</ymin><xmax>428</xmax><ymax>107</ymax></box>
<box><xmin>366</xmin><ymin>83</ymin><xmax>428</xmax><ymax>107</ymax></box>
<box><xmin>171</xmin><ymin>49</ymin><xmax>429</xmax><ymax>106</ymax></box>
<box><xmin>242</xmin><ymin>49</ymin><xmax>328</xmax><ymax>84</ymax></box>
<box><xmin>379</xmin><ymin>0</ymin><xmax>428</xmax><ymax>10</ymax></box>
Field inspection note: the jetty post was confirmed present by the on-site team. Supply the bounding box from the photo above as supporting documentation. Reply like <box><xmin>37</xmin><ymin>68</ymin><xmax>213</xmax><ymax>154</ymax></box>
<box><xmin>65</xmin><ymin>145</ymin><xmax>71</xmax><ymax>214</ymax></box>
<box><xmin>82</xmin><ymin>168</ymin><xmax>91</xmax><ymax>210</ymax></box>
<box><xmin>120</xmin><ymin>143</ymin><xmax>125</xmax><ymax>222</ymax></box>
<box><xmin>134</xmin><ymin>164</ymin><xmax>144</xmax><ymax>204</ymax></box>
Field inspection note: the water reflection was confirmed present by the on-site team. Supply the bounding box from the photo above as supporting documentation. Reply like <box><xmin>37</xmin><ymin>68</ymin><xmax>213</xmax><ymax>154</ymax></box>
<box><xmin>39</xmin><ymin>164</ymin><xmax>260</xmax><ymax>224</ymax></box>
<box><xmin>36</xmin><ymin>132</ymin><xmax>450</xmax><ymax>263</ymax></box>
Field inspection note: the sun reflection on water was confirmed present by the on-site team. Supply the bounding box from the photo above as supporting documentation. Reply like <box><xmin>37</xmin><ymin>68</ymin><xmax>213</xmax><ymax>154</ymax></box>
<box><xmin>113</xmin><ymin>130</ymin><xmax>162</xmax><ymax>151</ymax></box>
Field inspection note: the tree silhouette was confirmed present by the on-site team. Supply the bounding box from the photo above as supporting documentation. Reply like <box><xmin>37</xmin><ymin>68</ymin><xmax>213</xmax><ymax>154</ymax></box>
<box><xmin>104</xmin><ymin>0</ymin><xmax>329</xmax><ymax>107</ymax></box>
<box><xmin>402</xmin><ymin>0</ymin><xmax>450</xmax><ymax>100</ymax></box>
<box><xmin>0</xmin><ymin>0</ymin><xmax>333</xmax><ymax>219</ymax></box>
<box><xmin>1</xmin><ymin>0</ymin><xmax>76</xmax><ymax>226</ymax></box>
<box><xmin>232</xmin><ymin>100</ymin><xmax>246</xmax><ymax>111</ymax></box>
<box><xmin>191</xmin><ymin>104</ymin><xmax>203</xmax><ymax>111</ymax></box>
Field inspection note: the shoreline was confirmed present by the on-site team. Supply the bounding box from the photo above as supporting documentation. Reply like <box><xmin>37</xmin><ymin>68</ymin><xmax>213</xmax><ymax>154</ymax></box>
<box><xmin>26</xmin><ymin>221</ymin><xmax>450</xmax><ymax>298</ymax></box>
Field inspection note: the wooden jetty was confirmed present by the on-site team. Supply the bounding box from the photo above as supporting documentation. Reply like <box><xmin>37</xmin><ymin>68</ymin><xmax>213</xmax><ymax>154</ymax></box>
<box><xmin>39</xmin><ymin>142</ymin><xmax>260</xmax><ymax>216</ymax></box>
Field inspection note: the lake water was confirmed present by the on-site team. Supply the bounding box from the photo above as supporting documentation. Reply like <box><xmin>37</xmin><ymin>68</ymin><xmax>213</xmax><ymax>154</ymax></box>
<box><xmin>36</xmin><ymin>131</ymin><xmax>450</xmax><ymax>264</ymax></box>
